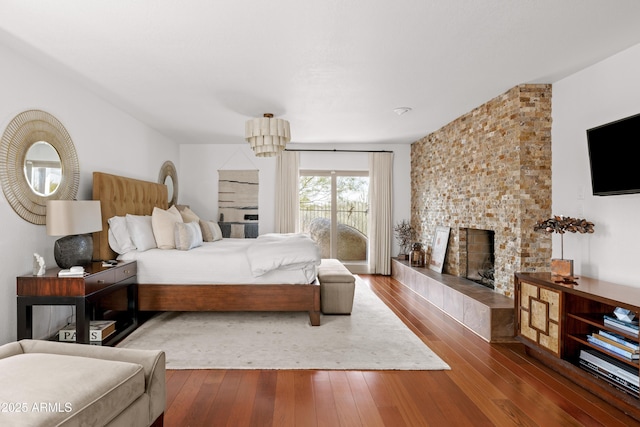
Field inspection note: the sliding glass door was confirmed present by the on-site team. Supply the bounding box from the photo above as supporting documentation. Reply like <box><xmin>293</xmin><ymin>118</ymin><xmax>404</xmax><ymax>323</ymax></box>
<box><xmin>300</xmin><ymin>170</ymin><xmax>369</xmax><ymax>268</ymax></box>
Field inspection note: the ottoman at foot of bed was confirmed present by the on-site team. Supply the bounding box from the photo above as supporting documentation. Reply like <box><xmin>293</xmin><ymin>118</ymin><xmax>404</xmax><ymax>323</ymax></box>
<box><xmin>318</xmin><ymin>259</ymin><xmax>356</xmax><ymax>314</ymax></box>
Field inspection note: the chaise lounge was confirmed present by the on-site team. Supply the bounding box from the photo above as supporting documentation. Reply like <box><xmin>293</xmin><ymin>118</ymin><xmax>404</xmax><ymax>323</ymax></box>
<box><xmin>0</xmin><ymin>339</ymin><xmax>165</xmax><ymax>427</ymax></box>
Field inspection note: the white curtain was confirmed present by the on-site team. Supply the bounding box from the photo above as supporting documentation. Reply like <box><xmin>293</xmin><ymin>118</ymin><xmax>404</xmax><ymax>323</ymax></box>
<box><xmin>368</xmin><ymin>152</ymin><xmax>393</xmax><ymax>274</ymax></box>
<box><xmin>275</xmin><ymin>151</ymin><xmax>300</xmax><ymax>233</ymax></box>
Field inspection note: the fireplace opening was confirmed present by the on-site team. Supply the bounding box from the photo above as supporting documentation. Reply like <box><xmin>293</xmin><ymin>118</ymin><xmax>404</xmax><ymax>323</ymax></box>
<box><xmin>465</xmin><ymin>228</ymin><xmax>495</xmax><ymax>289</ymax></box>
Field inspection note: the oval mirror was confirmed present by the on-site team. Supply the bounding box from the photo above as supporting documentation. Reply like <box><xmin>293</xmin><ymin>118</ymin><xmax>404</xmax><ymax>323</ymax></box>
<box><xmin>0</xmin><ymin>110</ymin><xmax>79</xmax><ymax>224</ymax></box>
<box><xmin>158</xmin><ymin>160</ymin><xmax>178</xmax><ymax>207</ymax></box>
<box><xmin>165</xmin><ymin>175</ymin><xmax>174</xmax><ymax>203</ymax></box>
<box><xmin>24</xmin><ymin>141</ymin><xmax>62</xmax><ymax>196</ymax></box>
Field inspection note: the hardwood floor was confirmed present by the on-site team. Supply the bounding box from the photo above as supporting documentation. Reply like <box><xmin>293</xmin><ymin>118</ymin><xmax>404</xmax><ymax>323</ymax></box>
<box><xmin>164</xmin><ymin>274</ymin><xmax>640</xmax><ymax>426</ymax></box>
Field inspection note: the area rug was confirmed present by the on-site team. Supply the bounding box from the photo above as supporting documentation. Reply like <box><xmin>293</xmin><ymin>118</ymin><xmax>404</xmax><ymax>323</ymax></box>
<box><xmin>117</xmin><ymin>277</ymin><xmax>450</xmax><ymax>370</ymax></box>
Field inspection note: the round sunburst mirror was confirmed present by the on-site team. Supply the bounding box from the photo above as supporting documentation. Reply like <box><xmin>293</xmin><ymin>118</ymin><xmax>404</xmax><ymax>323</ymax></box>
<box><xmin>0</xmin><ymin>110</ymin><xmax>79</xmax><ymax>224</ymax></box>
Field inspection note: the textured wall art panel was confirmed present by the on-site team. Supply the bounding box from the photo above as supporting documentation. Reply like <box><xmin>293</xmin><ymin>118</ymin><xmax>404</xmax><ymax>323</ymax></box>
<box><xmin>218</xmin><ymin>170</ymin><xmax>259</xmax><ymax>238</ymax></box>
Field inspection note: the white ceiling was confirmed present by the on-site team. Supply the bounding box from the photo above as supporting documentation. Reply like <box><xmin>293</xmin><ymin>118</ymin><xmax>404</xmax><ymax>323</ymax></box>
<box><xmin>2</xmin><ymin>1</ymin><xmax>640</xmax><ymax>146</ymax></box>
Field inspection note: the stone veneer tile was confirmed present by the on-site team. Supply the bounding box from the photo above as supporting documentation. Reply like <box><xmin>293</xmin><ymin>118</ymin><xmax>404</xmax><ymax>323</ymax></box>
<box><xmin>463</xmin><ymin>298</ymin><xmax>492</xmax><ymax>341</ymax></box>
<box><xmin>410</xmin><ymin>84</ymin><xmax>552</xmax><ymax>297</ymax></box>
<box><xmin>443</xmin><ymin>287</ymin><xmax>464</xmax><ymax>322</ymax></box>
<box><xmin>428</xmin><ymin>280</ymin><xmax>444</xmax><ymax>310</ymax></box>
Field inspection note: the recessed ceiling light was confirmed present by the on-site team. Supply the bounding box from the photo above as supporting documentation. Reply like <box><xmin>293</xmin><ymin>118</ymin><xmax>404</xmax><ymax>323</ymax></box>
<box><xmin>393</xmin><ymin>107</ymin><xmax>412</xmax><ymax>116</ymax></box>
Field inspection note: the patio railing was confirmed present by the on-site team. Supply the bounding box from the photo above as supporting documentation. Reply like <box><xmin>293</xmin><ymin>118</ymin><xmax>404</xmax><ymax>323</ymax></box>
<box><xmin>299</xmin><ymin>201</ymin><xmax>368</xmax><ymax>235</ymax></box>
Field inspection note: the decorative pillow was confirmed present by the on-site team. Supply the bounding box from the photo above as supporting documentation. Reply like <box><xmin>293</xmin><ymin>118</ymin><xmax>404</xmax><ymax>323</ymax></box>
<box><xmin>199</xmin><ymin>220</ymin><xmax>213</xmax><ymax>241</ymax></box>
<box><xmin>107</xmin><ymin>216</ymin><xmax>136</xmax><ymax>254</ymax></box>
<box><xmin>200</xmin><ymin>220</ymin><xmax>223</xmax><ymax>242</ymax></box>
<box><xmin>174</xmin><ymin>221</ymin><xmax>203</xmax><ymax>251</ymax></box>
<box><xmin>178</xmin><ymin>206</ymin><xmax>200</xmax><ymax>223</ymax></box>
<box><xmin>125</xmin><ymin>214</ymin><xmax>157</xmax><ymax>251</ymax></box>
<box><xmin>151</xmin><ymin>205</ymin><xmax>183</xmax><ymax>249</ymax></box>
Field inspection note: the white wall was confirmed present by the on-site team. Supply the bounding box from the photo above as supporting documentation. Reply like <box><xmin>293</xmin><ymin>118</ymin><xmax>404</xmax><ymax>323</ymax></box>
<box><xmin>178</xmin><ymin>144</ymin><xmax>279</xmax><ymax>230</ymax></box>
<box><xmin>179</xmin><ymin>142</ymin><xmax>412</xmax><ymax>256</ymax></box>
<box><xmin>552</xmin><ymin>43</ymin><xmax>640</xmax><ymax>287</ymax></box>
<box><xmin>0</xmin><ymin>43</ymin><xmax>179</xmax><ymax>345</ymax></box>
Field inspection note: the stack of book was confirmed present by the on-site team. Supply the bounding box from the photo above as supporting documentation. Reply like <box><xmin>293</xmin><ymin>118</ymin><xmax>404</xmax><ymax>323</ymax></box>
<box><xmin>58</xmin><ymin>320</ymin><xmax>116</xmax><ymax>344</ymax></box>
<box><xmin>587</xmin><ymin>330</ymin><xmax>639</xmax><ymax>360</ymax></box>
<box><xmin>57</xmin><ymin>266</ymin><xmax>87</xmax><ymax>277</ymax></box>
<box><xmin>603</xmin><ymin>313</ymin><xmax>639</xmax><ymax>336</ymax></box>
<box><xmin>579</xmin><ymin>348</ymin><xmax>640</xmax><ymax>396</ymax></box>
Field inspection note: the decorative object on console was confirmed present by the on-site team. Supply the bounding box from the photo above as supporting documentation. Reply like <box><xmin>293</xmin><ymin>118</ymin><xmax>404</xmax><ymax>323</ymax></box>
<box><xmin>614</xmin><ymin>307</ymin><xmax>637</xmax><ymax>323</ymax></box>
<box><xmin>394</xmin><ymin>219</ymin><xmax>415</xmax><ymax>260</ymax></box>
<box><xmin>245</xmin><ymin>113</ymin><xmax>290</xmax><ymax>157</ymax></box>
<box><xmin>32</xmin><ymin>253</ymin><xmax>45</xmax><ymax>276</ymax></box>
<box><xmin>534</xmin><ymin>215</ymin><xmax>595</xmax><ymax>279</ymax></box>
<box><xmin>410</xmin><ymin>242</ymin><xmax>425</xmax><ymax>267</ymax></box>
<box><xmin>46</xmin><ymin>200</ymin><xmax>102</xmax><ymax>268</ymax></box>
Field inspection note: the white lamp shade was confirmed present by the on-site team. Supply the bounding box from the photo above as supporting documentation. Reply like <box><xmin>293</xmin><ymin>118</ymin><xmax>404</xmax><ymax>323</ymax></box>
<box><xmin>46</xmin><ymin>200</ymin><xmax>103</xmax><ymax>236</ymax></box>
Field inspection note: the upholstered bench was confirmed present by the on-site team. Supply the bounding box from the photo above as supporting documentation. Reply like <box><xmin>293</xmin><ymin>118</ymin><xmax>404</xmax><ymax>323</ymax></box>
<box><xmin>0</xmin><ymin>339</ymin><xmax>165</xmax><ymax>427</ymax></box>
<box><xmin>318</xmin><ymin>258</ymin><xmax>356</xmax><ymax>314</ymax></box>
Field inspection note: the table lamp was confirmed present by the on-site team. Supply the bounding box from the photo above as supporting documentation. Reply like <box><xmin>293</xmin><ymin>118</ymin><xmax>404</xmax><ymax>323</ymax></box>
<box><xmin>46</xmin><ymin>200</ymin><xmax>102</xmax><ymax>268</ymax></box>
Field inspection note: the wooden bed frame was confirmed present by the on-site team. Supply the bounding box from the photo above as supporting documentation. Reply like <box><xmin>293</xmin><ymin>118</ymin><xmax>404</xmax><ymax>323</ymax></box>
<box><xmin>91</xmin><ymin>171</ymin><xmax>321</xmax><ymax>326</ymax></box>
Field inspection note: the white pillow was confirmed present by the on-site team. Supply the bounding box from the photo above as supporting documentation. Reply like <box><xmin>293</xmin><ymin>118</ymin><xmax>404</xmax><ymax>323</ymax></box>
<box><xmin>200</xmin><ymin>220</ymin><xmax>223</xmax><ymax>242</ymax></box>
<box><xmin>108</xmin><ymin>229</ymin><xmax>124</xmax><ymax>255</ymax></box>
<box><xmin>174</xmin><ymin>221</ymin><xmax>203</xmax><ymax>251</ymax></box>
<box><xmin>125</xmin><ymin>214</ymin><xmax>157</xmax><ymax>251</ymax></box>
<box><xmin>151</xmin><ymin>206</ymin><xmax>183</xmax><ymax>249</ymax></box>
<box><xmin>107</xmin><ymin>216</ymin><xmax>136</xmax><ymax>254</ymax></box>
<box><xmin>178</xmin><ymin>206</ymin><xmax>200</xmax><ymax>223</ymax></box>
<box><xmin>211</xmin><ymin>222</ymin><xmax>223</xmax><ymax>241</ymax></box>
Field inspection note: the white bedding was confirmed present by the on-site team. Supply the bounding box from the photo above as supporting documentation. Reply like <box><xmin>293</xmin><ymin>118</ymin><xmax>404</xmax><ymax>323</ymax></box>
<box><xmin>118</xmin><ymin>234</ymin><xmax>320</xmax><ymax>285</ymax></box>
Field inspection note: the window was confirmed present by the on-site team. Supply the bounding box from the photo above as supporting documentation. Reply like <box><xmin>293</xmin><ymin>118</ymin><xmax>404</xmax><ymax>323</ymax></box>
<box><xmin>299</xmin><ymin>170</ymin><xmax>369</xmax><ymax>267</ymax></box>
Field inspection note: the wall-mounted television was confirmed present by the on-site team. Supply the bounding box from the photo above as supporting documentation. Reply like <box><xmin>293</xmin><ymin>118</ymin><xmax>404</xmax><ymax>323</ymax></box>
<box><xmin>586</xmin><ymin>113</ymin><xmax>640</xmax><ymax>196</ymax></box>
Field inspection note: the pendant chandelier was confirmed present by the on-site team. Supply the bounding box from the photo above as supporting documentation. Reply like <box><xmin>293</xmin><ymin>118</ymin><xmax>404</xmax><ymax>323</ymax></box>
<box><xmin>245</xmin><ymin>113</ymin><xmax>290</xmax><ymax>157</ymax></box>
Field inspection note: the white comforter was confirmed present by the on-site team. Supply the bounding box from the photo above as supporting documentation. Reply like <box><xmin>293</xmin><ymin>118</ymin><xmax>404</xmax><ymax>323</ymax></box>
<box><xmin>247</xmin><ymin>233</ymin><xmax>321</xmax><ymax>276</ymax></box>
<box><xmin>118</xmin><ymin>234</ymin><xmax>320</xmax><ymax>285</ymax></box>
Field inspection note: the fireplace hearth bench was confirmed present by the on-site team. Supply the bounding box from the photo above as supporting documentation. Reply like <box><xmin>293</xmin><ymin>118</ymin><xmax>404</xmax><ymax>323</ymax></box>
<box><xmin>0</xmin><ymin>339</ymin><xmax>165</xmax><ymax>427</ymax></box>
<box><xmin>391</xmin><ymin>258</ymin><xmax>515</xmax><ymax>342</ymax></box>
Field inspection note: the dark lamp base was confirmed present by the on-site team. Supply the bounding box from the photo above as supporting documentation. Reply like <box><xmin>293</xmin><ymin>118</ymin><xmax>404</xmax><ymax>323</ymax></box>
<box><xmin>54</xmin><ymin>234</ymin><xmax>94</xmax><ymax>269</ymax></box>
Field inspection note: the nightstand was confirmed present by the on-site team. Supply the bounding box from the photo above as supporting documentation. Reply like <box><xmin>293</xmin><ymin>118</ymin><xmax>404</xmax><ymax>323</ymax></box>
<box><xmin>17</xmin><ymin>260</ymin><xmax>138</xmax><ymax>345</ymax></box>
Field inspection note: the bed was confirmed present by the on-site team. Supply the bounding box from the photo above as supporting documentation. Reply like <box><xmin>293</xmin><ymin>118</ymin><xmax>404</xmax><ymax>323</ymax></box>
<box><xmin>91</xmin><ymin>171</ymin><xmax>321</xmax><ymax>325</ymax></box>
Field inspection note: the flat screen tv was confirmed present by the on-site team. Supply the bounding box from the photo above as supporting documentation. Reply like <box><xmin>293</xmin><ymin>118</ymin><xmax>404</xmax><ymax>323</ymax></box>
<box><xmin>586</xmin><ymin>113</ymin><xmax>640</xmax><ymax>196</ymax></box>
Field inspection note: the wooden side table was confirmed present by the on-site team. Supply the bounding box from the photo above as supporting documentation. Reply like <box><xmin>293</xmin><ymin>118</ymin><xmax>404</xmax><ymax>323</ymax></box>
<box><xmin>17</xmin><ymin>261</ymin><xmax>138</xmax><ymax>345</ymax></box>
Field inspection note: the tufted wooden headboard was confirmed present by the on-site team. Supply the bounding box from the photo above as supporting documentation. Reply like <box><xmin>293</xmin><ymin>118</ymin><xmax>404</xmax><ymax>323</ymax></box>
<box><xmin>92</xmin><ymin>172</ymin><xmax>168</xmax><ymax>261</ymax></box>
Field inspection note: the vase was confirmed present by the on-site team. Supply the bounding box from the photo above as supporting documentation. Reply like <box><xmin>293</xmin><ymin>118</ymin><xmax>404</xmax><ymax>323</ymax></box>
<box><xmin>551</xmin><ymin>259</ymin><xmax>573</xmax><ymax>277</ymax></box>
<box><xmin>410</xmin><ymin>243</ymin><xmax>424</xmax><ymax>267</ymax></box>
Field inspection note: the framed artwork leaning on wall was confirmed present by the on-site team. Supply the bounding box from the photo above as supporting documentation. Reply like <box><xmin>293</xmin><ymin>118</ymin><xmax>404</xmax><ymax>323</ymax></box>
<box><xmin>428</xmin><ymin>226</ymin><xmax>450</xmax><ymax>273</ymax></box>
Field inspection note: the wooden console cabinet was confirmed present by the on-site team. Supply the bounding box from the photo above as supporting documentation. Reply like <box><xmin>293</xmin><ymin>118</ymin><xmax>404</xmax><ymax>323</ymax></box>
<box><xmin>515</xmin><ymin>272</ymin><xmax>640</xmax><ymax>420</ymax></box>
<box><xmin>17</xmin><ymin>261</ymin><xmax>138</xmax><ymax>345</ymax></box>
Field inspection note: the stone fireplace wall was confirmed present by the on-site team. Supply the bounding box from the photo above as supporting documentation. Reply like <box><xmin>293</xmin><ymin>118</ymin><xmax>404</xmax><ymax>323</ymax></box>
<box><xmin>410</xmin><ymin>84</ymin><xmax>552</xmax><ymax>297</ymax></box>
